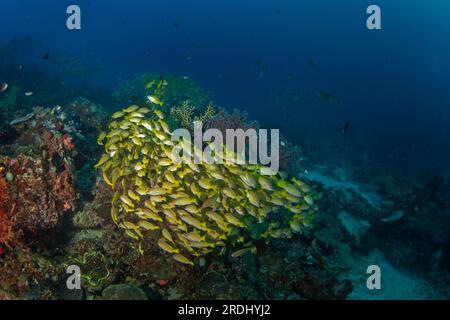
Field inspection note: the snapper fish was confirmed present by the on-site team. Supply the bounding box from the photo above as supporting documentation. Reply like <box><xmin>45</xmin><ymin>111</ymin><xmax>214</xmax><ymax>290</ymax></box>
<box><xmin>231</xmin><ymin>246</ymin><xmax>257</xmax><ymax>258</ymax></box>
<box><xmin>0</xmin><ymin>83</ymin><xmax>8</xmax><ymax>93</ymax></box>
<box><xmin>158</xmin><ymin>238</ymin><xmax>179</xmax><ymax>254</ymax></box>
<box><xmin>173</xmin><ymin>253</ymin><xmax>194</xmax><ymax>266</ymax></box>
<box><xmin>147</xmin><ymin>95</ymin><xmax>163</xmax><ymax>106</ymax></box>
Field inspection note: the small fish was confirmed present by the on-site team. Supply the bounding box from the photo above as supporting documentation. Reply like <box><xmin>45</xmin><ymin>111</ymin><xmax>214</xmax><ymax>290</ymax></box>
<box><xmin>162</xmin><ymin>228</ymin><xmax>175</xmax><ymax>244</ymax></box>
<box><xmin>173</xmin><ymin>253</ymin><xmax>194</xmax><ymax>266</ymax></box>
<box><xmin>97</xmin><ymin>132</ymin><xmax>107</xmax><ymax>145</ymax></box>
<box><xmin>173</xmin><ymin>197</ymin><xmax>195</xmax><ymax>206</ymax></box>
<box><xmin>43</xmin><ymin>53</ymin><xmax>49</xmax><ymax>60</ymax></box>
<box><xmin>185</xmin><ymin>54</ymin><xmax>193</xmax><ymax>61</ymax></box>
<box><xmin>112</xmin><ymin>111</ymin><xmax>124</xmax><ymax>119</ymax></box>
<box><xmin>120</xmin><ymin>194</ymin><xmax>134</xmax><ymax>208</ymax></box>
<box><xmin>140</xmin><ymin>208</ymin><xmax>162</xmax><ymax>222</ymax></box>
<box><xmin>148</xmin><ymin>187</ymin><xmax>166</xmax><ymax>196</ymax></box>
<box><xmin>122</xmin><ymin>221</ymin><xmax>138</xmax><ymax>230</ymax></box>
<box><xmin>180</xmin><ymin>214</ymin><xmax>208</xmax><ymax>231</ymax></box>
<box><xmin>304</xmin><ymin>195</ymin><xmax>314</xmax><ymax>206</ymax></box>
<box><xmin>231</xmin><ymin>246</ymin><xmax>256</xmax><ymax>258</ymax></box>
<box><xmin>24</xmin><ymin>91</ymin><xmax>33</xmax><ymax>96</ymax></box>
<box><xmin>319</xmin><ymin>91</ymin><xmax>332</xmax><ymax>102</ymax></box>
<box><xmin>19</xmin><ymin>64</ymin><xmax>25</xmax><ymax>71</ymax></box>
<box><xmin>158</xmin><ymin>238</ymin><xmax>179</xmax><ymax>254</ymax></box>
<box><xmin>128</xmin><ymin>189</ymin><xmax>140</xmax><ymax>201</ymax></box>
<box><xmin>319</xmin><ymin>91</ymin><xmax>340</xmax><ymax>104</ymax></box>
<box><xmin>147</xmin><ymin>95</ymin><xmax>163</xmax><ymax>106</ymax></box>
<box><xmin>158</xmin><ymin>158</ymin><xmax>172</xmax><ymax>166</ymax></box>
<box><xmin>224</xmin><ymin>213</ymin><xmax>244</xmax><ymax>227</ymax></box>
<box><xmin>125</xmin><ymin>229</ymin><xmax>140</xmax><ymax>240</ymax></box>
<box><xmin>125</xmin><ymin>105</ymin><xmax>140</xmax><ymax>113</ymax></box>
<box><xmin>164</xmin><ymin>171</ymin><xmax>176</xmax><ymax>184</ymax></box>
<box><xmin>162</xmin><ymin>208</ymin><xmax>177</xmax><ymax>220</ymax></box>
<box><xmin>129</xmin><ymin>111</ymin><xmax>145</xmax><ymax>118</ymax></box>
<box><xmin>140</xmin><ymin>120</ymin><xmax>153</xmax><ymax>131</ymax></box>
<box><xmin>0</xmin><ymin>83</ymin><xmax>8</xmax><ymax>93</ymax></box>
<box><xmin>183</xmin><ymin>204</ymin><xmax>199</xmax><ymax>214</ymax></box>
<box><xmin>198</xmin><ymin>178</ymin><xmax>213</xmax><ymax>190</ymax></box>
<box><xmin>247</xmin><ymin>191</ymin><xmax>261</xmax><ymax>207</ymax></box>
<box><xmin>341</xmin><ymin>121</ymin><xmax>351</xmax><ymax>134</ymax></box>
<box><xmin>185</xmin><ymin>232</ymin><xmax>205</xmax><ymax>242</ymax></box>
<box><xmin>150</xmin><ymin>195</ymin><xmax>165</xmax><ymax>203</ymax></box>
<box><xmin>159</xmin><ymin>120</ymin><xmax>171</xmax><ymax>133</ymax></box>
<box><xmin>206</xmin><ymin>211</ymin><xmax>226</xmax><ymax>224</ymax></box>
<box><xmin>223</xmin><ymin>188</ymin><xmax>237</xmax><ymax>199</ymax></box>
<box><xmin>259</xmin><ymin>176</ymin><xmax>275</xmax><ymax>191</ymax></box>
<box><xmin>173</xmin><ymin>22</ymin><xmax>180</xmax><ymax>29</ymax></box>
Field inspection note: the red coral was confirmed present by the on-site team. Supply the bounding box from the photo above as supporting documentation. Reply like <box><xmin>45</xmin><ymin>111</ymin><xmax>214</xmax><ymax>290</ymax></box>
<box><xmin>0</xmin><ymin>176</ymin><xmax>16</xmax><ymax>251</ymax></box>
<box><xmin>62</xmin><ymin>134</ymin><xmax>75</xmax><ymax>151</ymax></box>
<box><xmin>207</xmin><ymin>108</ymin><xmax>260</xmax><ymax>134</ymax></box>
<box><xmin>42</xmin><ymin>129</ymin><xmax>64</xmax><ymax>159</ymax></box>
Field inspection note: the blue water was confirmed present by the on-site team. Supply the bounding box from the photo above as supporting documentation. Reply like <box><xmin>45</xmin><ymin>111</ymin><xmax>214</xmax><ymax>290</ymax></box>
<box><xmin>1</xmin><ymin>0</ymin><xmax>450</xmax><ymax>174</ymax></box>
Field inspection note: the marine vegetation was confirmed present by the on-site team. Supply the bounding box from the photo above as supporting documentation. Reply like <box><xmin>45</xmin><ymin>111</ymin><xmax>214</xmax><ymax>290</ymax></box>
<box><xmin>96</xmin><ymin>100</ymin><xmax>318</xmax><ymax>266</ymax></box>
<box><xmin>170</xmin><ymin>100</ymin><xmax>216</xmax><ymax>130</ymax></box>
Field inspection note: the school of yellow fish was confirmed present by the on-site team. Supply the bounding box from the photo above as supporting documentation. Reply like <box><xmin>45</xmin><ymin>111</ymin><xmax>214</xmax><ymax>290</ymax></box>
<box><xmin>96</xmin><ymin>104</ymin><xmax>317</xmax><ymax>266</ymax></box>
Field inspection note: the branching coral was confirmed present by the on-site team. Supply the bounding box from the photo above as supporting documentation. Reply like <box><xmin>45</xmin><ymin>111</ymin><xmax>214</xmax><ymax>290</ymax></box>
<box><xmin>170</xmin><ymin>100</ymin><xmax>216</xmax><ymax>130</ymax></box>
<box><xmin>97</xmin><ymin>103</ymin><xmax>317</xmax><ymax>266</ymax></box>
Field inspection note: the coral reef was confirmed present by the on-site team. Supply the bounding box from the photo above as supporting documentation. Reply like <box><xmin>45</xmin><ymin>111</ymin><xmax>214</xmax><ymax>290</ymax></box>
<box><xmin>0</xmin><ymin>105</ymin><xmax>78</xmax><ymax>299</ymax></box>
<box><xmin>0</xmin><ymin>247</ymin><xmax>62</xmax><ymax>299</ymax></box>
<box><xmin>5</xmin><ymin>60</ymin><xmax>438</xmax><ymax>299</ymax></box>
<box><xmin>0</xmin><ymin>106</ymin><xmax>78</xmax><ymax>234</ymax></box>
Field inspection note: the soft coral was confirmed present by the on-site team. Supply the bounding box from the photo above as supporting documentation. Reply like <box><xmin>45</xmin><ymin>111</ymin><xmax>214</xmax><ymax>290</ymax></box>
<box><xmin>0</xmin><ymin>176</ymin><xmax>16</xmax><ymax>251</ymax></box>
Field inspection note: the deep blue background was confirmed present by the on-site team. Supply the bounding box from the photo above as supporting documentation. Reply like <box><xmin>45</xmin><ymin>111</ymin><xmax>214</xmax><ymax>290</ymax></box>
<box><xmin>1</xmin><ymin>0</ymin><xmax>449</xmax><ymax>174</ymax></box>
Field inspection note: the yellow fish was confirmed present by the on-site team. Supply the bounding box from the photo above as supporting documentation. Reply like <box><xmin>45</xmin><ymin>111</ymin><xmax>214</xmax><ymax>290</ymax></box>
<box><xmin>231</xmin><ymin>246</ymin><xmax>257</xmax><ymax>258</ymax></box>
<box><xmin>147</xmin><ymin>95</ymin><xmax>164</xmax><ymax>106</ymax></box>
<box><xmin>138</xmin><ymin>220</ymin><xmax>160</xmax><ymax>230</ymax></box>
<box><xmin>173</xmin><ymin>253</ymin><xmax>194</xmax><ymax>266</ymax></box>
<box><xmin>158</xmin><ymin>238</ymin><xmax>179</xmax><ymax>254</ymax></box>
<box><xmin>162</xmin><ymin>228</ymin><xmax>175</xmax><ymax>244</ymax></box>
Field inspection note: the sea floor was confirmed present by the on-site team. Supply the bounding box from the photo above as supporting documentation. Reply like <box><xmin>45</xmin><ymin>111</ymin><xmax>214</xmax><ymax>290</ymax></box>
<box><xmin>0</xmin><ymin>88</ymin><xmax>449</xmax><ymax>300</ymax></box>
